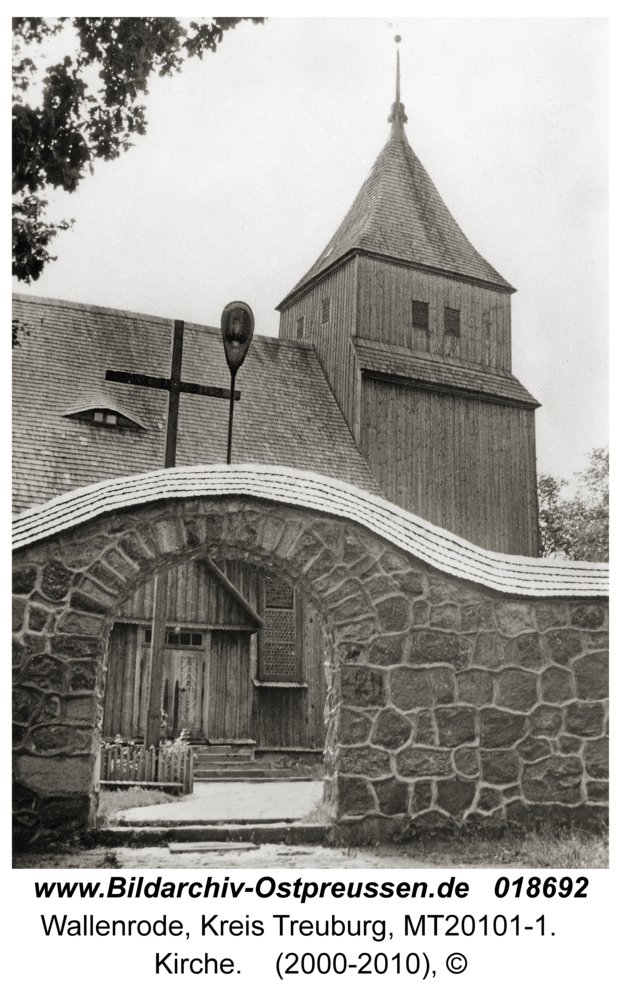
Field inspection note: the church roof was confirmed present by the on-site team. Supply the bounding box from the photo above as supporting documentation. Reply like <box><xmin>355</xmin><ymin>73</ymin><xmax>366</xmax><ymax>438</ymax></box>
<box><xmin>278</xmin><ymin>74</ymin><xmax>514</xmax><ymax>309</ymax></box>
<box><xmin>12</xmin><ymin>293</ymin><xmax>382</xmax><ymax>513</ymax></box>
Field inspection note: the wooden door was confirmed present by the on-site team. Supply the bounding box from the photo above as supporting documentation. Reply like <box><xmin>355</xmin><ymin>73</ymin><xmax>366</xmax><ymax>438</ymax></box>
<box><xmin>163</xmin><ymin>647</ymin><xmax>206</xmax><ymax>739</ymax></box>
<box><xmin>207</xmin><ymin>631</ymin><xmax>252</xmax><ymax>740</ymax></box>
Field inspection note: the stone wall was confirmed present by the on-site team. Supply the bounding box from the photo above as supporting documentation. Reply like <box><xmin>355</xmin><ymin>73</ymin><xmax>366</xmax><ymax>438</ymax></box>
<box><xmin>324</xmin><ymin>573</ymin><xmax>608</xmax><ymax>831</ymax></box>
<box><xmin>12</xmin><ymin>492</ymin><xmax>608</xmax><ymax>841</ymax></box>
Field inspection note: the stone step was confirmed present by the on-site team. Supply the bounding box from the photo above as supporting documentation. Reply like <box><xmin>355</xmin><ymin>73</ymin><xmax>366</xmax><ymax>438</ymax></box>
<box><xmin>193</xmin><ymin>753</ymin><xmax>256</xmax><ymax>763</ymax></box>
<box><xmin>98</xmin><ymin>823</ymin><xmax>330</xmax><ymax>847</ymax></box>
<box><xmin>117</xmin><ymin>815</ymin><xmax>307</xmax><ymax>827</ymax></box>
<box><xmin>194</xmin><ymin>768</ymin><xmax>278</xmax><ymax>779</ymax></box>
<box><xmin>194</xmin><ymin>753</ymin><xmax>255</xmax><ymax>764</ymax></box>
<box><xmin>193</xmin><ymin>775</ymin><xmax>314</xmax><ymax>782</ymax></box>
<box><xmin>195</xmin><ymin>757</ymin><xmax>255</xmax><ymax>764</ymax></box>
<box><xmin>199</xmin><ymin>744</ymin><xmax>256</xmax><ymax>752</ymax></box>
<box><xmin>170</xmin><ymin>842</ymin><xmax>260</xmax><ymax>854</ymax></box>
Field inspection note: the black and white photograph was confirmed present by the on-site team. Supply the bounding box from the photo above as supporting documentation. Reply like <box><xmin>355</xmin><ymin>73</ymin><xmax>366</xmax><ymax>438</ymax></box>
<box><xmin>11</xmin><ymin>15</ymin><xmax>610</xmax><ymax>992</ymax></box>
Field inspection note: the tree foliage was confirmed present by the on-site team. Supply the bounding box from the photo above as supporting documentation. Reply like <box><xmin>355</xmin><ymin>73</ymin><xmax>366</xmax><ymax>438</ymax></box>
<box><xmin>12</xmin><ymin>17</ymin><xmax>264</xmax><ymax>283</ymax></box>
<box><xmin>538</xmin><ymin>448</ymin><xmax>608</xmax><ymax>562</ymax></box>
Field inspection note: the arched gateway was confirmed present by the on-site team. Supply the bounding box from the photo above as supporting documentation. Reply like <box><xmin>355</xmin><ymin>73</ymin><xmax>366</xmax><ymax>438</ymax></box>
<box><xmin>13</xmin><ymin>466</ymin><xmax>608</xmax><ymax>841</ymax></box>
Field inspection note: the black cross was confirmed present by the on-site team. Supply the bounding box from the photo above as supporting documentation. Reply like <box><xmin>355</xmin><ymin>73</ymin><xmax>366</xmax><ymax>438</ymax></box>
<box><xmin>106</xmin><ymin>319</ymin><xmax>240</xmax><ymax>468</ymax></box>
<box><xmin>105</xmin><ymin>319</ymin><xmax>240</xmax><ymax>750</ymax></box>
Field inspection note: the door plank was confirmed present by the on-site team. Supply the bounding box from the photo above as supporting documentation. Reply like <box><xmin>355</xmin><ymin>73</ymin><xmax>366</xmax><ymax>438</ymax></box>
<box><xmin>209</xmin><ymin>631</ymin><xmax>251</xmax><ymax>740</ymax></box>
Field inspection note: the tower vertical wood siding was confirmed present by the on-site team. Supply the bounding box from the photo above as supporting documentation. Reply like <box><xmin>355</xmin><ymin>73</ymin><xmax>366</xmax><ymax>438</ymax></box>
<box><xmin>280</xmin><ymin>255</ymin><xmax>513</xmax><ymax>378</ymax></box>
<box><xmin>356</xmin><ymin>257</ymin><xmax>513</xmax><ymax>370</ymax></box>
<box><xmin>361</xmin><ymin>378</ymin><xmax>538</xmax><ymax>556</ymax></box>
<box><xmin>279</xmin><ymin>257</ymin><xmax>360</xmax><ymax>433</ymax></box>
<box><xmin>279</xmin><ymin>254</ymin><xmax>537</xmax><ymax>556</ymax></box>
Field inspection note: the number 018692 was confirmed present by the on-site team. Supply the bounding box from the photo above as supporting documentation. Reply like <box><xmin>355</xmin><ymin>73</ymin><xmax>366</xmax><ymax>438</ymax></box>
<box><xmin>494</xmin><ymin>876</ymin><xmax>588</xmax><ymax>899</ymax></box>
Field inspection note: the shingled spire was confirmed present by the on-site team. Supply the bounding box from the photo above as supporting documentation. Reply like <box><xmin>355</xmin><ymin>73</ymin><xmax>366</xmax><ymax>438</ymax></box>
<box><xmin>277</xmin><ymin>49</ymin><xmax>514</xmax><ymax>309</ymax></box>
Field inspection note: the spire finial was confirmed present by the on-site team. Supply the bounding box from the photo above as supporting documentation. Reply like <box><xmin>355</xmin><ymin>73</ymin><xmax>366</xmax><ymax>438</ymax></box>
<box><xmin>388</xmin><ymin>35</ymin><xmax>408</xmax><ymax>129</ymax></box>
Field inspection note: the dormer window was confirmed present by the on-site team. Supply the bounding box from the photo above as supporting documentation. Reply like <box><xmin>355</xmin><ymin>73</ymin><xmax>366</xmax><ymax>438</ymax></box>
<box><xmin>93</xmin><ymin>410</ymin><xmax>119</xmax><ymax>426</ymax></box>
<box><xmin>444</xmin><ymin>307</ymin><xmax>461</xmax><ymax>336</ymax></box>
<box><xmin>322</xmin><ymin>297</ymin><xmax>331</xmax><ymax>324</ymax></box>
<box><xmin>70</xmin><ymin>407</ymin><xmax>136</xmax><ymax>428</ymax></box>
<box><xmin>63</xmin><ymin>395</ymin><xmax>146</xmax><ymax>430</ymax></box>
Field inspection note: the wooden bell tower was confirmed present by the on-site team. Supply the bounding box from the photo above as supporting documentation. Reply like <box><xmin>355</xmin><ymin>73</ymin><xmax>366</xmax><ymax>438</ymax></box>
<box><xmin>277</xmin><ymin>49</ymin><xmax>540</xmax><ymax>556</ymax></box>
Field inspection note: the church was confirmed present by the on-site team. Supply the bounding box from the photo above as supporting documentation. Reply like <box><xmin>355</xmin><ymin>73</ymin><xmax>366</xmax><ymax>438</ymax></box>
<box><xmin>12</xmin><ymin>68</ymin><xmax>541</xmax><ymax>756</ymax></box>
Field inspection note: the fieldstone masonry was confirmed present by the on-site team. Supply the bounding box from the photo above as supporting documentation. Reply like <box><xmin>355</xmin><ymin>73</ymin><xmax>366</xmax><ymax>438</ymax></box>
<box><xmin>12</xmin><ymin>495</ymin><xmax>608</xmax><ymax>841</ymax></box>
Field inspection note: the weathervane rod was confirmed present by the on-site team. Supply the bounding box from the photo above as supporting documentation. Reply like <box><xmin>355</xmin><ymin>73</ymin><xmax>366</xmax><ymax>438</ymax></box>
<box><xmin>388</xmin><ymin>34</ymin><xmax>407</xmax><ymax>129</ymax></box>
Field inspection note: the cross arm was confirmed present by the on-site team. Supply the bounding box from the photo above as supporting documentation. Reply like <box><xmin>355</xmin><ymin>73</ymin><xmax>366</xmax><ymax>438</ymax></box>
<box><xmin>178</xmin><ymin>378</ymin><xmax>241</xmax><ymax>401</ymax></box>
<box><xmin>105</xmin><ymin>370</ymin><xmax>240</xmax><ymax>400</ymax></box>
<box><xmin>106</xmin><ymin>370</ymin><xmax>170</xmax><ymax>391</ymax></box>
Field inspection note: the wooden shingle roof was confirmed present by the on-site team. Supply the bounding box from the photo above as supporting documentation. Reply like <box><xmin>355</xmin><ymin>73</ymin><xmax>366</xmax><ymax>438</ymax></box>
<box><xmin>12</xmin><ymin>294</ymin><xmax>381</xmax><ymax>513</ymax></box>
<box><xmin>278</xmin><ymin>96</ymin><xmax>514</xmax><ymax>309</ymax></box>
<box><xmin>353</xmin><ymin>338</ymin><xmax>540</xmax><ymax>409</ymax></box>
<box><xmin>12</xmin><ymin>465</ymin><xmax>608</xmax><ymax>598</ymax></box>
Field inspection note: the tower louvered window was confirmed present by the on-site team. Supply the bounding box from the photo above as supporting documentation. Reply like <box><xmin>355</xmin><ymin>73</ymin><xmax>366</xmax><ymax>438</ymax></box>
<box><xmin>260</xmin><ymin>576</ymin><xmax>301</xmax><ymax>681</ymax></box>
<box><xmin>296</xmin><ymin>315</ymin><xmax>305</xmax><ymax>338</ymax></box>
<box><xmin>321</xmin><ymin>297</ymin><xmax>331</xmax><ymax>324</ymax></box>
<box><xmin>412</xmin><ymin>300</ymin><xmax>429</xmax><ymax>331</ymax></box>
<box><xmin>444</xmin><ymin>307</ymin><xmax>461</xmax><ymax>336</ymax></box>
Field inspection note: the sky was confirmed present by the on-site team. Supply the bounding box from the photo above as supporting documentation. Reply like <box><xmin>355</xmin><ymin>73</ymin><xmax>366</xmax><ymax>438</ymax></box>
<box><xmin>12</xmin><ymin>16</ymin><xmax>608</xmax><ymax>482</ymax></box>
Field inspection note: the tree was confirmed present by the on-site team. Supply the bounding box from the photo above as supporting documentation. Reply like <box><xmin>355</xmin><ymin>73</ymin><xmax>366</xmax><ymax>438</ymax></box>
<box><xmin>538</xmin><ymin>448</ymin><xmax>608</xmax><ymax>562</ymax></box>
<box><xmin>12</xmin><ymin>17</ymin><xmax>264</xmax><ymax>284</ymax></box>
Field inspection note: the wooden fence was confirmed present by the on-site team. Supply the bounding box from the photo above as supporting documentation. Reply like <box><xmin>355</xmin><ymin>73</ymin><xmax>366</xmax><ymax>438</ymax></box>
<box><xmin>100</xmin><ymin>744</ymin><xmax>194</xmax><ymax>794</ymax></box>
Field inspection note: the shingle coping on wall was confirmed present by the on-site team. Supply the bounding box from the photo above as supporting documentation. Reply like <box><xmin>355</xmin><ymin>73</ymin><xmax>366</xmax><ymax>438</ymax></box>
<box><xmin>12</xmin><ymin>464</ymin><xmax>607</xmax><ymax>598</ymax></box>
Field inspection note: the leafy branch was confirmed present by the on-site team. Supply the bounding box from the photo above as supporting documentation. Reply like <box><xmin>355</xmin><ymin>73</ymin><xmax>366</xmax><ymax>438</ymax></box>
<box><xmin>12</xmin><ymin>17</ymin><xmax>265</xmax><ymax>285</ymax></box>
<box><xmin>538</xmin><ymin>448</ymin><xmax>608</xmax><ymax>562</ymax></box>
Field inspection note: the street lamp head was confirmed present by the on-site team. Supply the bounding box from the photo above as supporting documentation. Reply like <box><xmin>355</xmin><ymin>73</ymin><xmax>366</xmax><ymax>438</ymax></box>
<box><xmin>220</xmin><ymin>301</ymin><xmax>255</xmax><ymax>373</ymax></box>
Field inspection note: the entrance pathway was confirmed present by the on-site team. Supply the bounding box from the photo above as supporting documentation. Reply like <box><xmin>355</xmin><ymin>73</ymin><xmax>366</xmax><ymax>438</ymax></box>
<box><xmin>116</xmin><ymin>781</ymin><xmax>324</xmax><ymax>826</ymax></box>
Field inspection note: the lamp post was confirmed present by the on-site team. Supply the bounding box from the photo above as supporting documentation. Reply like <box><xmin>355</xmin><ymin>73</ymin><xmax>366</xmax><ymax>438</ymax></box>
<box><xmin>220</xmin><ymin>301</ymin><xmax>254</xmax><ymax>464</ymax></box>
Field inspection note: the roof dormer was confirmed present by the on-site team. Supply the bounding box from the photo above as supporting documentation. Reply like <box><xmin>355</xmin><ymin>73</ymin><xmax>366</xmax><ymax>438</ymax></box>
<box><xmin>63</xmin><ymin>394</ymin><xmax>146</xmax><ymax>430</ymax></box>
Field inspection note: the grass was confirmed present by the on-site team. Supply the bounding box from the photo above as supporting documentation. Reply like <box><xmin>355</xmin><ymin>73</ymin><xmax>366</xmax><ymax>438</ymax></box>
<box><xmin>296</xmin><ymin>800</ymin><xmax>608</xmax><ymax>868</ymax></box>
<box><xmin>492</xmin><ymin>827</ymin><xmax>608</xmax><ymax>869</ymax></box>
<box><xmin>97</xmin><ymin>787</ymin><xmax>180</xmax><ymax>828</ymax></box>
<box><xmin>389</xmin><ymin>825</ymin><xmax>609</xmax><ymax>869</ymax></box>
<box><xmin>320</xmin><ymin>815</ymin><xmax>608</xmax><ymax>868</ymax></box>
